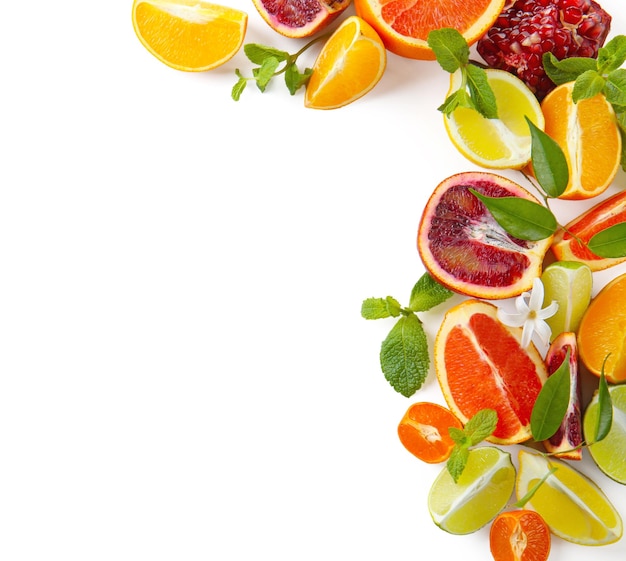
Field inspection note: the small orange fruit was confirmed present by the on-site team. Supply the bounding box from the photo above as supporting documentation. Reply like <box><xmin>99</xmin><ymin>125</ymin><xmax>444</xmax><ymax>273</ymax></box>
<box><xmin>577</xmin><ymin>272</ymin><xmax>626</xmax><ymax>384</ymax></box>
<box><xmin>304</xmin><ymin>16</ymin><xmax>386</xmax><ymax>110</ymax></box>
<box><xmin>397</xmin><ymin>402</ymin><xmax>463</xmax><ymax>463</ymax></box>
<box><xmin>551</xmin><ymin>190</ymin><xmax>626</xmax><ymax>271</ymax></box>
<box><xmin>417</xmin><ymin>172</ymin><xmax>552</xmax><ymax>300</ymax></box>
<box><xmin>251</xmin><ymin>0</ymin><xmax>351</xmax><ymax>38</ymax></box>
<box><xmin>539</xmin><ymin>81</ymin><xmax>622</xmax><ymax>200</ymax></box>
<box><xmin>434</xmin><ymin>299</ymin><xmax>548</xmax><ymax>445</ymax></box>
<box><xmin>132</xmin><ymin>0</ymin><xmax>248</xmax><ymax>72</ymax></box>
<box><xmin>489</xmin><ymin>509</ymin><xmax>551</xmax><ymax>561</ymax></box>
<box><xmin>353</xmin><ymin>0</ymin><xmax>505</xmax><ymax>60</ymax></box>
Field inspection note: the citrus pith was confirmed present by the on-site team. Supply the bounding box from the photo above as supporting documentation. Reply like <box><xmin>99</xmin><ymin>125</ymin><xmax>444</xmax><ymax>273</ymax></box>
<box><xmin>434</xmin><ymin>299</ymin><xmax>548</xmax><ymax>444</ymax></box>
<box><xmin>132</xmin><ymin>0</ymin><xmax>248</xmax><ymax>71</ymax></box>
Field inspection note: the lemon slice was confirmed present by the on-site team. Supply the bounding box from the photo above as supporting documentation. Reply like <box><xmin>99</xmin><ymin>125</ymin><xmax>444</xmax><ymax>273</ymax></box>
<box><xmin>584</xmin><ymin>384</ymin><xmax>626</xmax><ymax>485</ymax></box>
<box><xmin>516</xmin><ymin>450</ymin><xmax>623</xmax><ymax>545</ymax></box>
<box><xmin>444</xmin><ymin>68</ymin><xmax>545</xmax><ymax>169</ymax></box>
<box><xmin>428</xmin><ymin>446</ymin><xmax>515</xmax><ymax>534</ymax></box>
<box><xmin>541</xmin><ymin>261</ymin><xmax>593</xmax><ymax>340</ymax></box>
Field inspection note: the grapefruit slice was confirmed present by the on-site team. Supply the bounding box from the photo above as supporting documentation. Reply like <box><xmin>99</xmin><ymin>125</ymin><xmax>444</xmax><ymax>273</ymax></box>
<box><xmin>434</xmin><ymin>299</ymin><xmax>548</xmax><ymax>445</ymax></box>
<box><xmin>417</xmin><ymin>172</ymin><xmax>553</xmax><ymax>300</ymax></box>
<box><xmin>251</xmin><ymin>0</ymin><xmax>351</xmax><ymax>38</ymax></box>
<box><xmin>551</xmin><ymin>190</ymin><xmax>626</xmax><ymax>271</ymax></box>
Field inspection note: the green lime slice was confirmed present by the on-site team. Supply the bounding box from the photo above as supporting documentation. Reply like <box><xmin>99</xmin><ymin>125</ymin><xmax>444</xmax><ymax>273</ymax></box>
<box><xmin>584</xmin><ymin>384</ymin><xmax>626</xmax><ymax>485</ymax></box>
<box><xmin>541</xmin><ymin>261</ymin><xmax>592</xmax><ymax>340</ymax></box>
<box><xmin>427</xmin><ymin>446</ymin><xmax>515</xmax><ymax>534</ymax></box>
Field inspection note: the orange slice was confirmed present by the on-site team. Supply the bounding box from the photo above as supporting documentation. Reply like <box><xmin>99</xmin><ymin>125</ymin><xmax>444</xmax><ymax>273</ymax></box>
<box><xmin>490</xmin><ymin>509</ymin><xmax>551</xmax><ymax>561</ymax></box>
<box><xmin>353</xmin><ymin>0</ymin><xmax>505</xmax><ymax>60</ymax></box>
<box><xmin>434</xmin><ymin>299</ymin><xmax>548</xmax><ymax>445</ymax></box>
<box><xmin>551</xmin><ymin>190</ymin><xmax>626</xmax><ymax>271</ymax></box>
<box><xmin>132</xmin><ymin>0</ymin><xmax>248</xmax><ymax>71</ymax></box>
<box><xmin>577</xmin><ymin>272</ymin><xmax>626</xmax><ymax>384</ymax></box>
<box><xmin>539</xmin><ymin>81</ymin><xmax>622</xmax><ymax>200</ymax></box>
<box><xmin>304</xmin><ymin>16</ymin><xmax>386</xmax><ymax>110</ymax></box>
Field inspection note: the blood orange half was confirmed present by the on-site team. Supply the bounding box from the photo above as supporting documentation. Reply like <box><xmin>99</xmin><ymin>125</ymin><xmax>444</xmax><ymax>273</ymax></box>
<box><xmin>417</xmin><ymin>172</ymin><xmax>552</xmax><ymax>300</ymax></box>
<box><xmin>551</xmin><ymin>190</ymin><xmax>626</xmax><ymax>272</ymax></box>
<box><xmin>434</xmin><ymin>299</ymin><xmax>548</xmax><ymax>445</ymax></box>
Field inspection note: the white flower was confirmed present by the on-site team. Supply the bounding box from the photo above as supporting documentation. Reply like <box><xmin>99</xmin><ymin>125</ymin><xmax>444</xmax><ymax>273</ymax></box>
<box><xmin>497</xmin><ymin>277</ymin><xmax>559</xmax><ymax>348</ymax></box>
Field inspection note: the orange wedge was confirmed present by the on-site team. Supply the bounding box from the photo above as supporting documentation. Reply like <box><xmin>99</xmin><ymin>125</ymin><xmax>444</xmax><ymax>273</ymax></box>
<box><xmin>304</xmin><ymin>16</ymin><xmax>386</xmax><ymax>110</ymax></box>
<box><xmin>540</xmin><ymin>81</ymin><xmax>622</xmax><ymax>200</ymax></box>
<box><xmin>132</xmin><ymin>0</ymin><xmax>248</xmax><ymax>72</ymax></box>
<box><xmin>353</xmin><ymin>0</ymin><xmax>505</xmax><ymax>60</ymax></box>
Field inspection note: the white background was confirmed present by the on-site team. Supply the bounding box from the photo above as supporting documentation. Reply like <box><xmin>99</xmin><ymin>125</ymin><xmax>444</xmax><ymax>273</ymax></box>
<box><xmin>1</xmin><ymin>1</ymin><xmax>625</xmax><ymax>559</ymax></box>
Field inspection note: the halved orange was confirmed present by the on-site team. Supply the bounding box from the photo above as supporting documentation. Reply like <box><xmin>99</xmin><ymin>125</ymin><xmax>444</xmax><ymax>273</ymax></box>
<box><xmin>397</xmin><ymin>402</ymin><xmax>463</xmax><ymax>463</ymax></box>
<box><xmin>434</xmin><ymin>299</ymin><xmax>548</xmax><ymax>445</ymax></box>
<box><xmin>417</xmin><ymin>172</ymin><xmax>553</xmax><ymax>300</ymax></box>
<box><xmin>304</xmin><ymin>16</ymin><xmax>386</xmax><ymax>110</ymax></box>
<box><xmin>551</xmin><ymin>190</ymin><xmax>626</xmax><ymax>271</ymax></box>
<box><xmin>353</xmin><ymin>0</ymin><xmax>506</xmax><ymax>60</ymax></box>
<box><xmin>490</xmin><ymin>509</ymin><xmax>551</xmax><ymax>561</ymax></box>
<box><xmin>577</xmin><ymin>272</ymin><xmax>626</xmax><ymax>384</ymax></box>
<box><xmin>539</xmin><ymin>82</ymin><xmax>622</xmax><ymax>200</ymax></box>
<box><xmin>132</xmin><ymin>0</ymin><xmax>248</xmax><ymax>71</ymax></box>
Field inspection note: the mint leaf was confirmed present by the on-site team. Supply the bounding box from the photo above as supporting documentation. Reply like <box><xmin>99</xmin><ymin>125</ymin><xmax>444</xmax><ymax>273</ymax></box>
<box><xmin>527</xmin><ymin>117</ymin><xmax>569</xmax><ymax>198</ymax></box>
<box><xmin>605</xmin><ymin>69</ymin><xmax>626</xmax><ymax>108</ymax></box>
<box><xmin>379</xmin><ymin>314</ymin><xmax>429</xmax><ymax>397</ymax></box>
<box><xmin>469</xmin><ymin>189</ymin><xmax>557</xmax><ymax>241</ymax></box>
<box><xmin>285</xmin><ymin>64</ymin><xmax>311</xmax><ymax>95</ymax></box>
<box><xmin>447</xmin><ymin>446</ymin><xmax>469</xmax><ymax>483</ymax></box>
<box><xmin>437</xmin><ymin>89</ymin><xmax>473</xmax><ymax>115</ymax></box>
<box><xmin>543</xmin><ymin>52</ymin><xmax>597</xmax><ymax>85</ymax></box>
<box><xmin>464</xmin><ymin>409</ymin><xmax>498</xmax><ymax>445</ymax></box>
<box><xmin>244</xmin><ymin>43</ymin><xmax>289</xmax><ymax>65</ymax></box>
<box><xmin>466</xmin><ymin>64</ymin><xmax>498</xmax><ymax>119</ymax></box>
<box><xmin>428</xmin><ymin>27</ymin><xmax>469</xmax><ymax>72</ymax></box>
<box><xmin>572</xmin><ymin>69</ymin><xmax>606</xmax><ymax>102</ymax></box>
<box><xmin>408</xmin><ymin>273</ymin><xmax>453</xmax><ymax>312</ymax></box>
<box><xmin>448</xmin><ymin>426</ymin><xmax>467</xmax><ymax>445</ymax></box>
<box><xmin>361</xmin><ymin>296</ymin><xmax>402</xmax><ymax>319</ymax></box>
<box><xmin>588</xmin><ymin>222</ymin><xmax>626</xmax><ymax>258</ymax></box>
<box><xmin>595</xmin><ymin>362</ymin><xmax>613</xmax><ymax>442</ymax></box>
<box><xmin>530</xmin><ymin>349</ymin><xmax>571</xmax><ymax>441</ymax></box>
<box><xmin>254</xmin><ymin>57</ymin><xmax>280</xmax><ymax>91</ymax></box>
<box><xmin>597</xmin><ymin>35</ymin><xmax>626</xmax><ymax>74</ymax></box>
<box><xmin>232</xmin><ymin>72</ymin><xmax>247</xmax><ymax>101</ymax></box>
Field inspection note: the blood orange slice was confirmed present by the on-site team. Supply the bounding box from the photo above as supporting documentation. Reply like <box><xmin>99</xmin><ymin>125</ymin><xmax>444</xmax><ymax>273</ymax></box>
<box><xmin>417</xmin><ymin>172</ymin><xmax>553</xmax><ymax>300</ymax></box>
<box><xmin>551</xmin><ymin>190</ymin><xmax>626</xmax><ymax>271</ymax></box>
<box><xmin>434</xmin><ymin>299</ymin><xmax>548</xmax><ymax>445</ymax></box>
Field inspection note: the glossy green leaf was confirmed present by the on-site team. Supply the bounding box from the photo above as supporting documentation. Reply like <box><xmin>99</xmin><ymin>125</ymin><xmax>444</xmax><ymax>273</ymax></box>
<box><xmin>469</xmin><ymin>189</ymin><xmax>557</xmax><ymax>241</ymax></box>
<box><xmin>588</xmin><ymin>222</ymin><xmax>626</xmax><ymax>258</ymax></box>
<box><xmin>595</xmin><ymin>358</ymin><xmax>614</xmax><ymax>442</ymax></box>
<box><xmin>530</xmin><ymin>349</ymin><xmax>571</xmax><ymax>441</ymax></box>
<box><xmin>527</xmin><ymin>117</ymin><xmax>569</xmax><ymax>198</ymax></box>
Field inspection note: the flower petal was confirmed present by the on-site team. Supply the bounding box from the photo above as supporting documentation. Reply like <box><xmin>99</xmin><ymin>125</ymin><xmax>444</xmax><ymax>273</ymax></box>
<box><xmin>498</xmin><ymin>309</ymin><xmax>527</xmax><ymax>327</ymax></box>
<box><xmin>520</xmin><ymin>321</ymin><xmax>533</xmax><ymax>348</ymax></box>
<box><xmin>528</xmin><ymin>277</ymin><xmax>545</xmax><ymax>312</ymax></box>
<box><xmin>533</xmin><ymin>319</ymin><xmax>553</xmax><ymax>346</ymax></box>
<box><xmin>537</xmin><ymin>300</ymin><xmax>559</xmax><ymax>320</ymax></box>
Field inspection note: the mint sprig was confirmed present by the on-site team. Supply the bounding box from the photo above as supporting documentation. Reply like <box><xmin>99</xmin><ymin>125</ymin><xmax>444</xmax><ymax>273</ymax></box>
<box><xmin>232</xmin><ymin>36</ymin><xmax>328</xmax><ymax>100</ymax></box>
<box><xmin>543</xmin><ymin>34</ymin><xmax>626</xmax><ymax>170</ymax></box>
<box><xmin>447</xmin><ymin>409</ymin><xmax>498</xmax><ymax>482</ymax></box>
<box><xmin>361</xmin><ymin>273</ymin><xmax>453</xmax><ymax>397</ymax></box>
<box><xmin>428</xmin><ymin>28</ymin><xmax>497</xmax><ymax>119</ymax></box>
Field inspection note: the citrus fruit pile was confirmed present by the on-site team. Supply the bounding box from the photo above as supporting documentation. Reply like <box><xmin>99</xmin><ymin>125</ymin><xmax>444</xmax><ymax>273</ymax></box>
<box><xmin>130</xmin><ymin>0</ymin><xmax>626</xmax><ymax>558</ymax></box>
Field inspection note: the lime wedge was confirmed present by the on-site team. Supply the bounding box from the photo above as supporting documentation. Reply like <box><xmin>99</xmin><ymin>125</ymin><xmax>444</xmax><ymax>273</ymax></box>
<box><xmin>516</xmin><ymin>450</ymin><xmax>623</xmax><ymax>545</ymax></box>
<box><xmin>584</xmin><ymin>384</ymin><xmax>626</xmax><ymax>484</ymax></box>
<box><xmin>427</xmin><ymin>446</ymin><xmax>515</xmax><ymax>534</ymax></box>
<box><xmin>541</xmin><ymin>261</ymin><xmax>592</xmax><ymax>340</ymax></box>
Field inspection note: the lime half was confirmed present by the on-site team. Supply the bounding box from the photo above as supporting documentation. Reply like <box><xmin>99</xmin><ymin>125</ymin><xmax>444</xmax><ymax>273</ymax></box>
<box><xmin>516</xmin><ymin>450</ymin><xmax>623</xmax><ymax>545</ymax></box>
<box><xmin>541</xmin><ymin>261</ymin><xmax>592</xmax><ymax>340</ymax></box>
<box><xmin>427</xmin><ymin>446</ymin><xmax>515</xmax><ymax>534</ymax></box>
<box><xmin>584</xmin><ymin>384</ymin><xmax>626</xmax><ymax>485</ymax></box>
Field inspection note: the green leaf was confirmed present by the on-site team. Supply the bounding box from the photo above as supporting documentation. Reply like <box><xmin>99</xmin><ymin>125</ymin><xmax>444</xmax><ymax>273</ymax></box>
<box><xmin>588</xmin><ymin>222</ymin><xmax>626</xmax><ymax>258</ymax></box>
<box><xmin>254</xmin><ymin>57</ymin><xmax>280</xmax><ymax>91</ymax></box>
<box><xmin>361</xmin><ymin>296</ymin><xmax>402</xmax><ymax>319</ymax></box>
<box><xmin>408</xmin><ymin>273</ymin><xmax>453</xmax><ymax>312</ymax></box>
<box><xmin>446</xmin><ymin>445</ymin><xmax>469</xmax><ymax>483</ymax></box>
<box><xmin>379</xmin><ymin>314</ymin><xmax>429</xmax><ymax>397</ymax></box>
<box><xmin>597</xmin><ymin>35</ymin><xmax>626</xmax><ymax>74</ymax></box>
<box><xmin>231</xmin><ymin>74</ymin><xmax>247</xmax><ymax>101</ymax></box>
<box><xmin>542</xmin><ymin>52</ymin><xmax>597</xmax><ymax>85</ymax></box>
<box><xmin>285</xmin><ymin>64</ymin><xmax>311</xmax><ymax>95</ymax></box>
<box><xmin>572</xmin><ymin>69</ymin><xmax>606</xmax><ymax>102</ymax></box>
<box><xmin>448</xmin><ymin>426</ymin><xmax>467</xmax><ymax>445</ymax></box>
<box><xmin>244</xmin><ymin>43</ymin><xmax>289</xmax><ymax>65</ymax></box>
<box><xmin>604</xmin><ymin>68</ymin><xmax>626</xmax><ymax>108</ymax></box>
<box><xmin>469</xmin><ymin>189</ymin><xmax>558</xmax><ymax>241</ymax></box>
<box><xmin>595</xmin><ymin>361</ymin><xmax>613</xmax><ymax>443</ymax></box>
<box><xmin>530</xmin><ymin>349</ymin><xmax>572</xmax><ymax>441</ymax></box>
<box><xmin>466</xmin><ymin>63</ymin><xmax>498</xmax><ymax>119</ymax></box>
<box><xmin>527</xmin><ymin>117</ymin><xmax>569</xmax><ymax>198</ymax></box>
<box><xmin>464</xmin><ymin>409</ymin><xmax>498</xmax><ymax>445</ymax></box>
<box><xmin>438</xmin><ymin>88</ymin><xmax>473</xmax><ymax>115</ymax></box>
<box><xmin>428</xmin><ymin>27</ymin><xmax>469</xmax><ymax>73</ymax></box>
